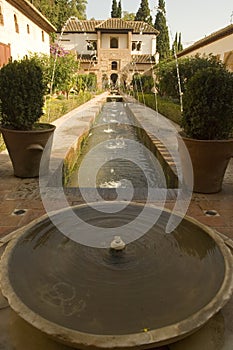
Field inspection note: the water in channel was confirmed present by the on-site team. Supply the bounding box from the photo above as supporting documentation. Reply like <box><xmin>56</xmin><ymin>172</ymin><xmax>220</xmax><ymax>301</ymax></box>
<box><xmin>67</xmin><ymin>101</ymin><xmax>166</xmax><ymax>189</ymax></box>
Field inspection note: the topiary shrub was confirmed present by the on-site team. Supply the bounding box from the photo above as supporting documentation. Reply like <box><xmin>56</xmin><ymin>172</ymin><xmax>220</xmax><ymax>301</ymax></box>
<box><xmin>181</xmin><ymin>67</ymin><xmax>233</xmax><ymax>140</ymax></box>
<box><xmin>0</xmin><ymin>57</ymin><xmax>46</xmax><ymax>130</ymax></box>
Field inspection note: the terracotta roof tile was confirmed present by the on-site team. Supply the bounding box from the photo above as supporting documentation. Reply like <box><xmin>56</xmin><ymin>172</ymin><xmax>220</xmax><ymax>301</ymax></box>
<box><xmin>62</xmin><ymin>18</ymin><xmax>158</xmax><ymax>34</ymax></box>
<box><xmin>132</xmin><ymin>54</ymin><xmax>156</xmax><ymax>63</ymax></box>
<box><xmin>95</xmin><ymin>18</ymin><xmax>133</xmax><ymax>30</ymax></box>
<box><xmin>64</xmin><ymin>19</ymin><xmax>102</xmax><ymax>32</ymax></box>
<box><xmin>128</xmin><ymin>21</ymin><xmax>158</xmax><ymax>34</ymax></box>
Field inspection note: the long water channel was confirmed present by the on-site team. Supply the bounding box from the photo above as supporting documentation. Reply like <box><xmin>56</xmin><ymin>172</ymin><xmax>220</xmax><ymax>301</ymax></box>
<box><xmin>67</xmin><ymin>101</ymin><xmax>169</xmax><ymax>190</ymax></box>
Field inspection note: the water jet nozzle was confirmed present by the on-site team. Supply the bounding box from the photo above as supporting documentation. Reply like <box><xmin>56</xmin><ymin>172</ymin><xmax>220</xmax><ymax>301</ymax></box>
<box><xmin>110</xmin><ymin>236</ymin><xmax>126</xmax><ymax>251</ymax></box>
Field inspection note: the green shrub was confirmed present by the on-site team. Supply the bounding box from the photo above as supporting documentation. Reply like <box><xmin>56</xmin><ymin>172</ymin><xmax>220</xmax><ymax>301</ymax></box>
<box><xmin>42</xmin><ymin>92</ymin><xmax>93</xmax><ymax>123</ymax></box>
<box><xmin>157</xmin><ymin>97</ymin><xmax>182</xmax><ymax>124</ymax></box>
<box><xmin>155</xmin><ymin>54</ymin><xmax>225</xmax><ymax>100</ymax></box>
<box><xmin>136</xmin><ymin>93</ymin><xmax>182</xmax><ymax>125</ymax></box>
<box><xmin>76</xmin><ymin>74</ymin><xmax>97</xmax><ymax>93</ymax></box>
<box><xmin>56</xmin><ymin>94</ymin><xmax>66</xmax><ymax>100</ymax></box>
<box><xmin>181</xmin><ymin>67</ymin><xmax>233</xmax><ymax>139</ymax></box>
<box><xmin>132</xmin><ymin>74</ymin><xmax>154</xmax><ymax>94</ymax></box>
<box><xmin>0</xmin><ymin>57</ymin><xmax>46</xmax><ymax>130</ymax></box>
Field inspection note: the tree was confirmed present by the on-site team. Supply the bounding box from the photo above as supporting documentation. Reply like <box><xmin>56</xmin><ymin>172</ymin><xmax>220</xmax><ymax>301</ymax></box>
<box><xmin>76</xmin><ymin>74</ymin><xmax>97</xmax><ymax>92</ymax></box>
<box><xmin>122</xmin><ymin>11</ymin><xmax>135</xmax><ymax>21</ymax></box>
<box><xmin>111</xmin><ymin>0</ymin><xmax>118</xmax><ymax>18</ymax></box>
<box><xmin>172</xmin><ymin>32</ymin><xmax>178</xmax><ymax>57</ymax></box>
<box><xmin>30</xmin><ymin>45</ymin><xmax>79</xmax><ymax>98</ymax></box>
<box><xmin>30</xmin><ymin>0</ymin><xmax>87</xmax><ymax>31</ymax></box>
<box><xmin>178</xmin><ymin>33</ymin><xmax>183</xmax><ymax>52</ymax></box>
<box><xmin>132</xmin><ymin>74</ymin><xmax>154</xmax><ymax>93</ymax></box>
<box><xmin>155</xmin><ymin>54</ymin><xmax>225</xmax><ymax>100</ymax></box>
<box><xmin>154</xmin><ymin>0</ymin><xmax>170</xmax><ymax>61</ymax></box>
<box><xmin>56</xmin><ymin>53</ymin><xmax>80</xmax><ymax>98</ymax></box>
<box><xmin>135</xmin><ymin>0</ymin><xmax>152</xmax><ymax>25</ymax></box>
<box><xmin>56</xmin><ymin>0</ymin><xmax>71</xmax><ymax>31</ymax></box>
<box><xmin>172</xmin><ymin>32</ymin><xmax>183</xmax><ymax>56</ymax></box>
<box><xmin>117</xmin><ymin>1</ymin><xmax>122</xmax><ymax>18</ymax></box>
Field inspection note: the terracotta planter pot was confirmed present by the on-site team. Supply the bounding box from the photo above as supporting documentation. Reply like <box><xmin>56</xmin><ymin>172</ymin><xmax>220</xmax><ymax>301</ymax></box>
<box><xmin>177</xmin><ymin>133</ymin><xmax>233</xmax><ymax>193</ymax></box>
<box><xmin>0</xmin><ymin>123</ymin><xmax>56</xmax><ymax>178</ymax></box>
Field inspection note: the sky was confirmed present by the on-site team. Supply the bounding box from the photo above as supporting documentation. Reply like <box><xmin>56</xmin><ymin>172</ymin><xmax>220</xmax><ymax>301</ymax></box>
<box><xmin>86</xmin><ymin>0</ymin><xmax>233</xmax><ymax>47</ymax></box>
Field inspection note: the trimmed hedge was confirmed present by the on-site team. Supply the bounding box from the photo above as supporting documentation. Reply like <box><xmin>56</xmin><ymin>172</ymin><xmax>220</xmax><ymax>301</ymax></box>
<box><xmin>135</xmin><ymin>93</ymin><xmax>182</xmax><ymax>125</ymax></box>
<box><xmin>181</xmin><ymin>67</ymin><xmax>233</xmax><ymax>139</ymax></box>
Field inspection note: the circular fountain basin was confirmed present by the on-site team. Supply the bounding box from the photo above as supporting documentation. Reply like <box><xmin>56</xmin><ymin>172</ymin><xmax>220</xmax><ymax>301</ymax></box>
<box><xmin>0</xmin><ymin>203</ymin><xmax>232</xmax><ymax>349</ymax></box>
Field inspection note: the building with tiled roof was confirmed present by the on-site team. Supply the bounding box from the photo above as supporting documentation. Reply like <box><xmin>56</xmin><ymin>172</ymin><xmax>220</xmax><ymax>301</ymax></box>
<box><xmin>58</xmin><ymin>18</ymin><xmax>159</xmax><ymax>89</ymax></box>
<box><xmin>0</xmin><ymin>0</ymin><xmax>56</xmax><ymax>67</ymax></box>
<box><xmin>177</xmin><ymin>24</ymin><xmax>233</xmax><ymax>71</ymax></box>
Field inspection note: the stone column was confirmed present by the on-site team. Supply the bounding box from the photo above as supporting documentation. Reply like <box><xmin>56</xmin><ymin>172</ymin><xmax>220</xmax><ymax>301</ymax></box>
<box><xmin>128</xmin><ymin>31</ymin><xmax>132</xmax><ymax>51</ymax></box>
<box><xmin>97</xmin><ymin>30</ymin><xmax>101</xmax><ymax>55</ymax></box>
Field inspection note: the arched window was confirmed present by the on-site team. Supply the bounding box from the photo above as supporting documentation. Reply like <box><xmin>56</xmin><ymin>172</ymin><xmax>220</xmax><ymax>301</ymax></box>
<box><xmin>14</xmin><ymin>14</ymin><xmax>19</xmax><ymax>33</ymax></box>
<box><xmin>42</xmin><ymin>30</ymin><xmax>45</xmax><ymax>42</ymax></box>
<box><xmin>27</xmin><ymin>24</ymin><xmax>30</xmax><ymax>34</ymax></box>
<box><xmin>110</xmin><ymin>37</ymin><xmax>118</xmax><ymax>49</ymax></box>
<box><xmin>132</xmin><ymin>41</ymin><xmax>142</xmax><ymax>51</ymax></box>
<box><xmin>111</xmin><ymin>61</ymin><xmax>118</xmax><ymax>70</ymax></box>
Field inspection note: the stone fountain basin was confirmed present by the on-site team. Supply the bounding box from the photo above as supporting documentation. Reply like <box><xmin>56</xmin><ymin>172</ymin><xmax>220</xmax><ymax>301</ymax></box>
<box><xmin>0</xmin><ymin>202</ymin><xmax>232</xmax><ymax>349</ymax></box>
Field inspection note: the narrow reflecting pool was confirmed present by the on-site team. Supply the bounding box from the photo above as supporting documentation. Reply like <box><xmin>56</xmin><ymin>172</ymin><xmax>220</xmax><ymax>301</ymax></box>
<box><xmin>67</xmin><ymin>102</ymin><xmax>168</xmax><ymax>189</ymax></box>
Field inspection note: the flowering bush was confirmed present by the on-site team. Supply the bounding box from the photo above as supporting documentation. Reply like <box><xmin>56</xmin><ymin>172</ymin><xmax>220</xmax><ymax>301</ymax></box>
<box><xmin>50</xmin><ymin>43</ymin><xmax>69</xmax><ymax>57</ymax></box>
<box><xmin>31</xmin><ymin>46</ymin><xmax>79</xmax><ymax>97</ymax></box>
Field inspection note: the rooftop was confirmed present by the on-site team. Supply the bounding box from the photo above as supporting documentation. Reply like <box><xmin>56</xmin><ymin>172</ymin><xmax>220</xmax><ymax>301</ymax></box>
<box><xmin>62</xmin><ymin>18</ymin><xmax>158</xmax><ymax>34</ymax></box>
<box><xmin>178</xmin><ymin>23</ymin><xmax>233</xmax><ymax>57</ymax></box>
<box><xmin>6</xmin><ymin>0</ymin><xmax>56</xmax><ymax>33</ymax></box>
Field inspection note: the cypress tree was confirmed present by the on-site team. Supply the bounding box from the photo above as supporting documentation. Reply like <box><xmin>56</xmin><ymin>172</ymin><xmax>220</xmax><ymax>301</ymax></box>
<box><xmin>172</xmin><ymin>32</ymin><xmax>183</xmax><ymax>55</ymax></box>
<box><xmin>135</xmin><ymin>0</ymin><xmax>152</xmax><ymax>25</ymax></box>
<box><xmin>178</xmin><ymin>32</ymin><xmax>183</xmax><ymax>52</ymax></box>
<box><xmin>111</xmin><ymin>0</ymin><xmax>118</xmax><ymax>18</ymax></box>
<box><xmin>117</xmin><ymin>1</ymin><xmax>122</xmax><ymax>18</ymax></box>
<box><xmin>154</xmin><ymin>0</ymin><xmax>170</xmax><ymax>61</ymax></box>
<box><xmin>172</xmin><ymin>32</ymin><xmax>178</xmax><ymax>56</ymax></box>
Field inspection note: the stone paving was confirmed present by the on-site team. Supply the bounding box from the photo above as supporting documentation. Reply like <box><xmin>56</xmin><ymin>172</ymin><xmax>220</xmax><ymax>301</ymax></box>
<box><xmin>0</xmin><ymin>94</ymin><xmax>233</xmax><ymax>349</ymax></box>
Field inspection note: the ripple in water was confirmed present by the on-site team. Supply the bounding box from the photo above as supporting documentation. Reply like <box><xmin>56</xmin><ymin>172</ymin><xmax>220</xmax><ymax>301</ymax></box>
<box><xmin>99</xmin><ymin>179</ymin><xmax>128</xmax><ymax>188</ymax></box>
<box><xmin>106</xmin><ymin>139</ymin><xmax>125</xmax><ymax>149</ymax></box>
<box><xmin>104</xmin><ymin>127</ymin><xmax>116</xmax><ymax>134</ymax></box>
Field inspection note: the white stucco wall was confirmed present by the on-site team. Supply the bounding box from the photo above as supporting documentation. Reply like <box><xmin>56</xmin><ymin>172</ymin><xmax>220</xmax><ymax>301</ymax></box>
<box><xmin>0</xmin><ymin>0</ymin><xmax>51</xmax><ymax>60</ymax></box>
<box><xmin>101</xmin><ymin>33</ymin><xmax>128</xmax><ymax>49</ymax></box>
<box><xmin>131</xmin><ymin>34</ymin><xmax>156</xmax><ymax>55</ymax></box>
<box><xmin>59</xmin><ymin>31</ymin><xmax>157</xmax><ymax>56</ymax></box>
<box><xmin>182</xmin><ymin>33</ymin><xmax>233</xmax><ymax>61</ymax></box>
<box><xmin>60</xmin><ymin>33</ymin><xmax>98</xmax><ymax>55</ymax></box>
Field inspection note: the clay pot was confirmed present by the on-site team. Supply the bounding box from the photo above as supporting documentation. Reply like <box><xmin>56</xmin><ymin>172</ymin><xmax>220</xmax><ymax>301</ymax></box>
<box><xmin>0</xmin><ymin>123</ymin><xmax>55</xmax><ymax>178</ymax></box>
<box><xmin>177</xmin><ymin>133</ymin><xmax>233</xmax><ymax>193</ymax></box>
